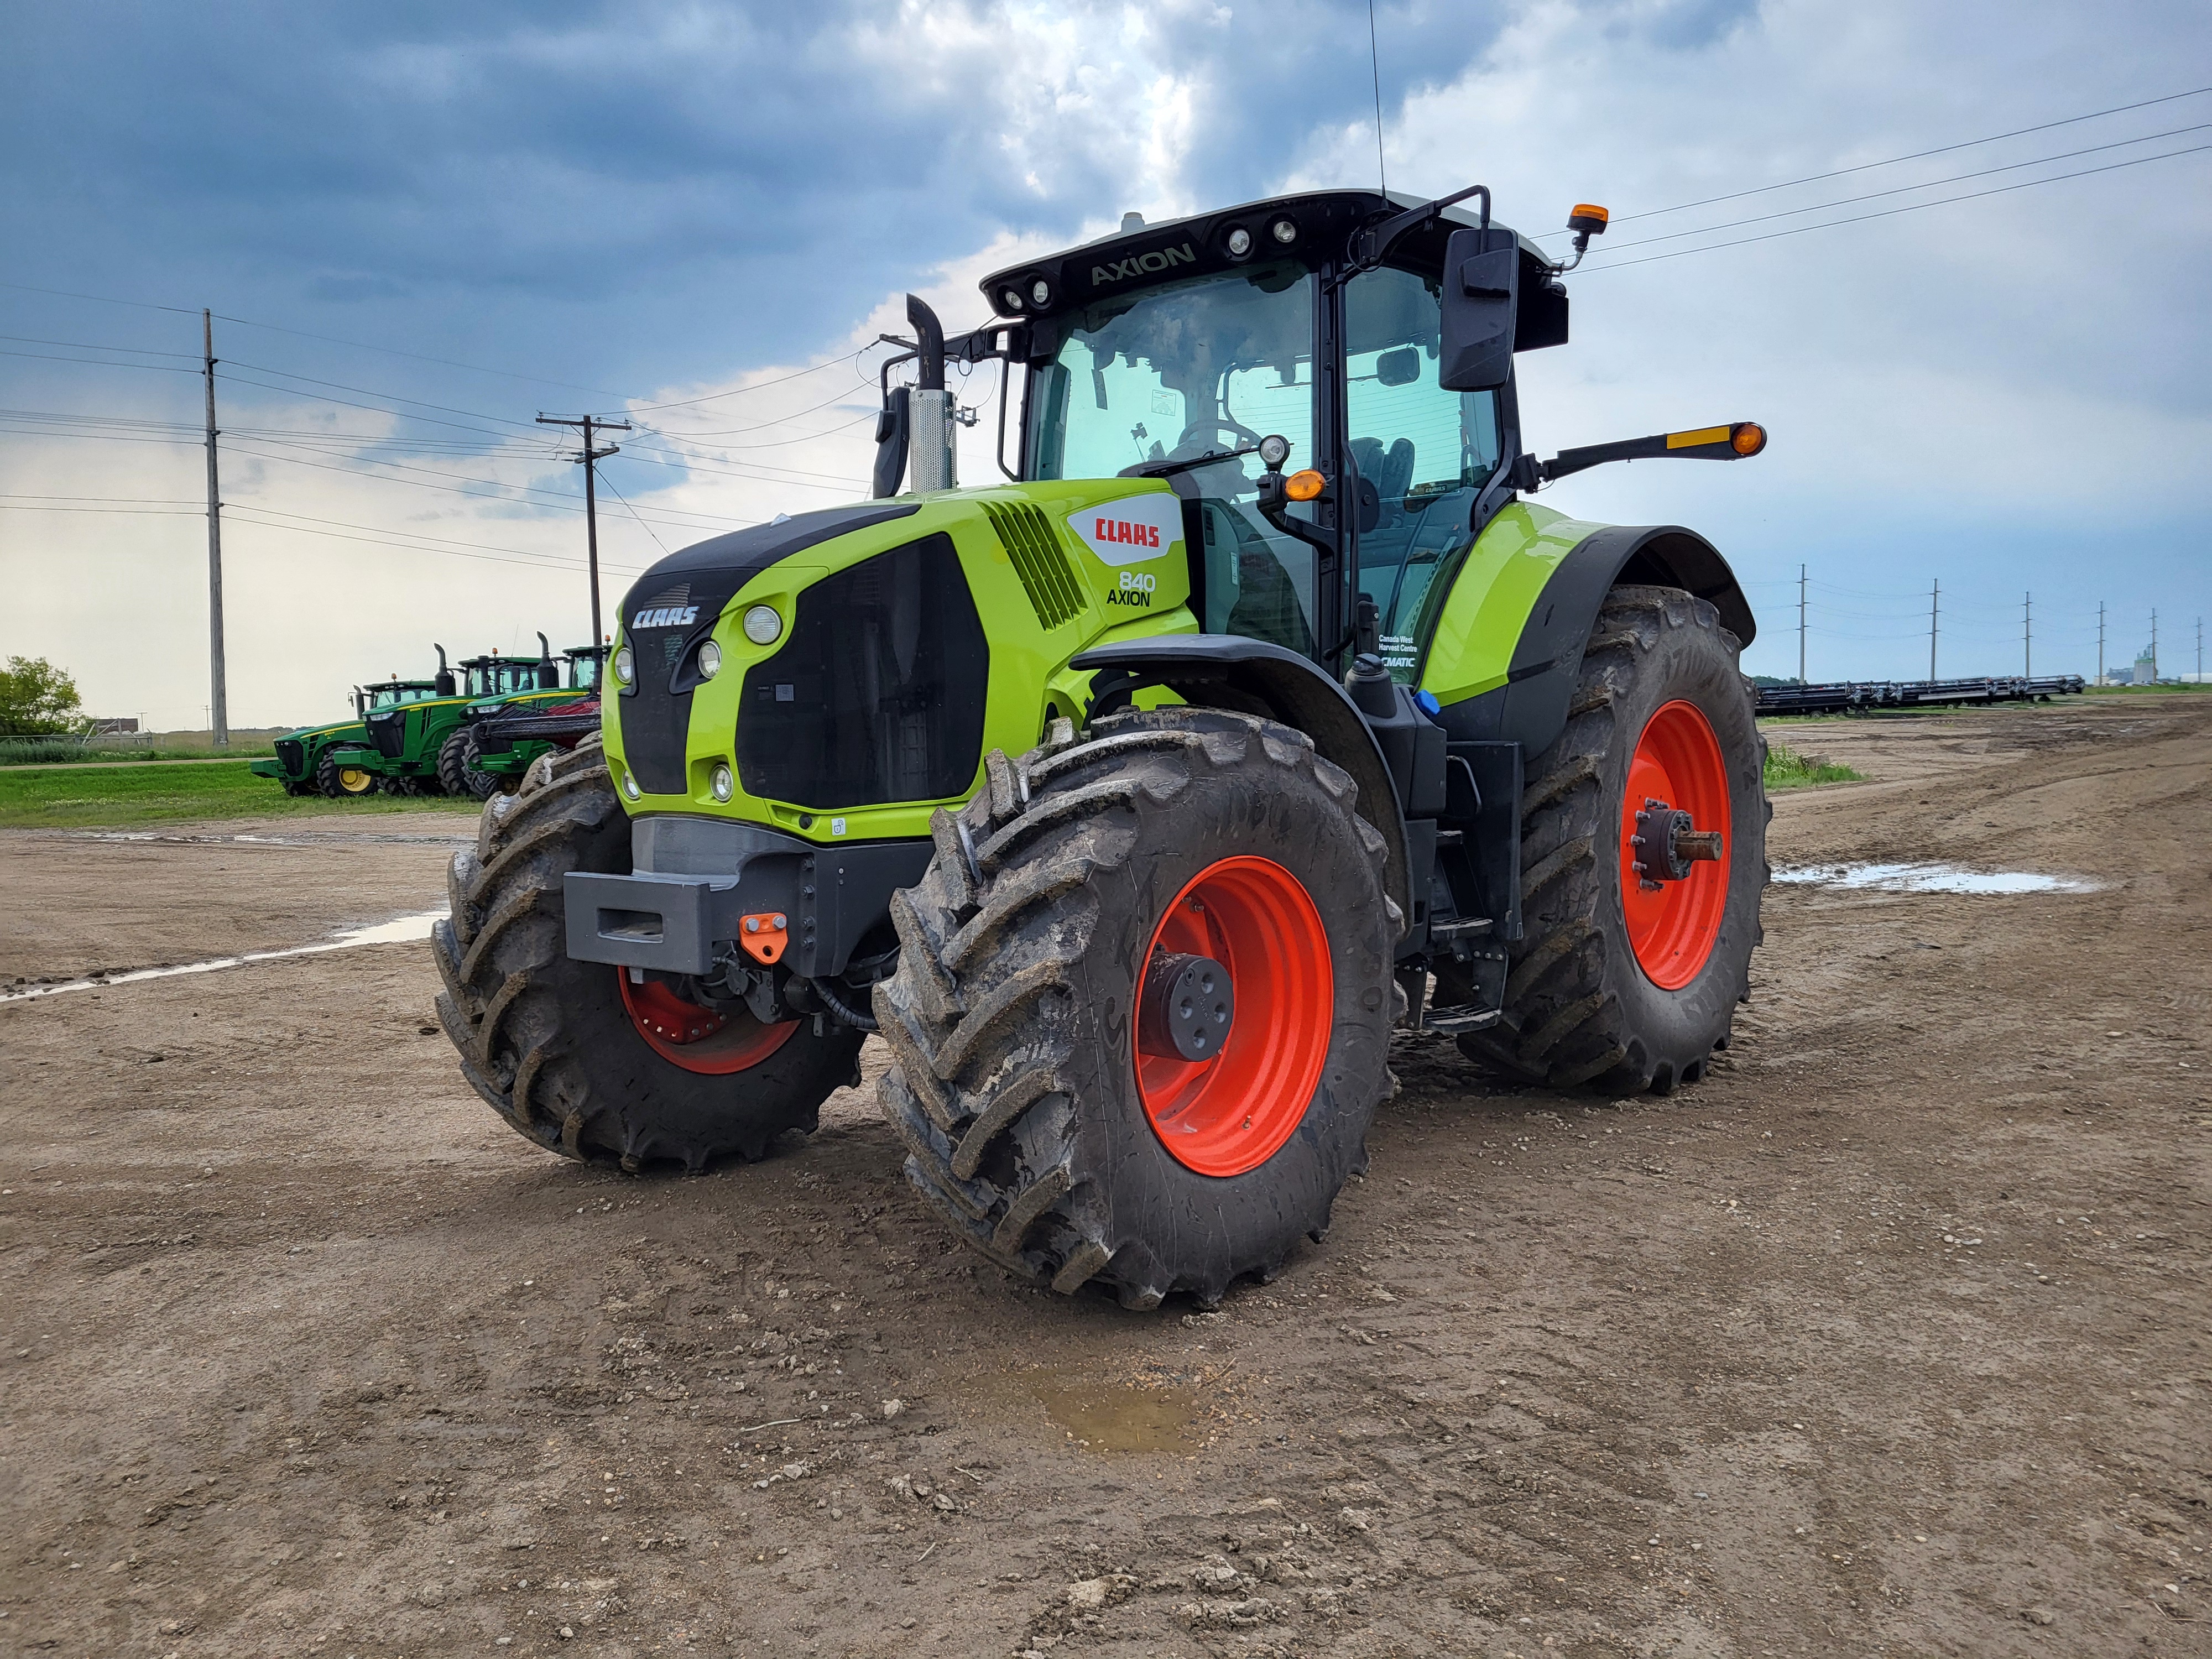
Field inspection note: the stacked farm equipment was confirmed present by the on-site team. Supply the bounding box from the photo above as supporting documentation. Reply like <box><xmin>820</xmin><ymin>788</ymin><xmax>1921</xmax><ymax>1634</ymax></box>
<box><xmin>1757</xmin><ymin>674</ymin><xmax>2086</xmax><ymax>717</ymax></box>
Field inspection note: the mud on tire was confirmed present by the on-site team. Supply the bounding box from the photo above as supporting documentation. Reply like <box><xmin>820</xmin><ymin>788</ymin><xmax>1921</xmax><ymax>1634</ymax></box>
<box><xmin>432</xmin><ymin>734</ymin><xmax>863</xmax><ymax>1170</ymax></box>
<box><xmin>1452</xmin><ymin>583</ymin><xmax>1768</xmax><ymax>1094</ymax></box>
<box><xmin>873</xmin><ymin>708</ymin><xmax>1398</xmax><ymax>1309</ymax></box>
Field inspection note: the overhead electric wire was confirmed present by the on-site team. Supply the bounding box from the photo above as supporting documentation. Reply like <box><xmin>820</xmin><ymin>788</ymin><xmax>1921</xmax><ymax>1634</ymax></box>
<box><xmin>0</xmin><ymin>333</ymin><xmax>201</xmax><ymax>359</ymax></box>
<box><xmin>0</xmin><ymin>348</ymin><xmax>201</xmax><ymax>374</ymax></box>
<box><xmin>1592</xmin><ymin>121</ymin><xmax>2212</xmax><ymax>255</ymax></box>
<box><xmin>1580</xmin><ymin>142</ymin><xmax>2212</xmax><ymax>272</ymax></box>
<box><xmin>1537</xmin><ymin>84</ymin><xmax>2212</xmax><ymax>235</ymax></box>
<box><xmin>597</xmin><ymin>471</ymin><xmax>674</xmax><ymax>558</ymax></box>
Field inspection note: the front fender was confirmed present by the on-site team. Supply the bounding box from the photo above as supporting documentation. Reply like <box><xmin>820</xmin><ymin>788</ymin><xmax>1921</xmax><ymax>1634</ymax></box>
<box><xmin>1068</xmin><ymin>634</ymin><xmax>1412</xmax><ymax>930</ymax></box>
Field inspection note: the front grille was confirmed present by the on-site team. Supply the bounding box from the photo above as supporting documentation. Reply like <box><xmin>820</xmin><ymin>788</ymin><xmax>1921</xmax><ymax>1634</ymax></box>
<box><xmin>274</xmin><ymin>738</ymin><xmax>305</xmax><ymax>776</ymax></box>
<box><xmin>367</xmin><ymin>712</ymin><xmax>405</xmax><ymax>759</ymax></box>
<box><xmin>983</xmin><ymin>501</ymin><xmax>1086</xmax><ymax>630</ymax></box>
<box><xmin>737</xmin><ymin>534</ymin><xmax>988</xmax><ymax>810</ymax></box>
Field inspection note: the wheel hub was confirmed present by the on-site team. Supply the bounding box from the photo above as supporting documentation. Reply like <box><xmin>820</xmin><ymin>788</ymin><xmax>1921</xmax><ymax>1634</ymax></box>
<box><xmin>1629</xmin><ymin>798</ymin><xmax>1724</xmax><ymax>890</ymax></box>
<box><xmin>1138</xmin><ymin>951</ymin><xmax>1233</xmax><ymax>1061</ymax></box>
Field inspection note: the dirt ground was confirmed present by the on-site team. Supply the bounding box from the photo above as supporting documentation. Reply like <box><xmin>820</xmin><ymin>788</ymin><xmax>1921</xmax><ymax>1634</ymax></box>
<box><xmin>2</xmin><ymin>696</ymin><xmax>2206</xmax><ymax>1659</ymax></box>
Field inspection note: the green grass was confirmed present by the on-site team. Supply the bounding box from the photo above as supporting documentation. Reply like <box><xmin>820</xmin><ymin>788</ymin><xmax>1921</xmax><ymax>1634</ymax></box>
<box><xmin>1764</xmin><ymin>740</ymin><xmax>1864</xmax><ymax>790</ymax></box>
<box><xmin>0</xmin><ymin>760</ymin><xmax>480</xmax><ymax>828</ymax></box>
<box><xmin>0</xmin><ymin>741</ymin><xmax>278</xmax><ymax>766</ymax></box>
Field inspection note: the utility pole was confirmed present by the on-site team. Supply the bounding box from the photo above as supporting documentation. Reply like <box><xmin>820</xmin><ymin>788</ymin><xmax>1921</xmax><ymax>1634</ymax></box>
<box><xmin>536</xmin><ymin>413</ymin><xmax>632</xmax><ymax>651</ymax></box>
<box><xmin>1797</xmin><ymin>563</ymin><xmax>1807</xmax><ymax>684</ymax></box>
<box><xmin>2097</xmin><ymin>601</ymin><xmax>2105</xmax><ymax>685</ymax></box>
<box><xmin>202</xmin><ymin>310</ymin><xmax>228</xmax><ymax>747</ymax></box>
<box><xmin>1928</xmin><ymin>577</ymin><xmax>1939</xmax><ymax>681</ymax></box>
<box><xmin>2151</xmin><ymin>607</ymin><xmax>2159</xmax><ymax>684</ymax></box>
<box><xmin>2023</xmin><ymin>591</ymin><xmax>2031</xmax><ymax>679</ymax></box>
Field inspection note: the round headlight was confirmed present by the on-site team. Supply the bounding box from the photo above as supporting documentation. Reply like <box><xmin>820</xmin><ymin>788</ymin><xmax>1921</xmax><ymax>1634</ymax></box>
<box><xmin>612</xmin><ymin>643</ymin><xmax>634</xmax><ymax>685</ymax></box>
<box><xmin>696</xmin><ymin>639</ymin><xmax>721</xmax><ymax>680</ymax></box>
<box><xmin>1000</xmin><ymin>287</ymin><xmax>1025</xmax><ymax>312</ymax></box>
<box><xmin>1030</xmin><ymin>278</ymin><xmax>1051</xmax><ymax>307</ymax></box>
<box><xmin>1226</xmin><ymin>226</ymin><xmax>1252</xmax><ymax>257</ymax></box>
<box><xmin>711</xmin><ymin>763</ymin><xmax>734</xmax><ymax>803</ymax></box>
<box><xmin>1257</xmin><ymin>432</ymin><xmax>1291</xmax><ymax>470</ymax></box>
<box><xmin>619</xmin><ymin>767</ymin><xmax>640</xmax><ymax>801</ymax></box>
<box><xmin>742</xmin><ymin>604</ymin><xmax>782</xmax><ymax>646</ymax></box>
<box><xmin>1270</xmin><ymin>217</ymin><xmax>1298</xmax><ymax>245</ymax></box>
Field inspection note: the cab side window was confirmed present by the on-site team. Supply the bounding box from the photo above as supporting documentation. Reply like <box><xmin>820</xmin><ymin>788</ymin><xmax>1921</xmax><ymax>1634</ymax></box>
<box><xmin>1345</xmin><ymin>265</ymin><xmax>1503</xmax><ymax>680</ymax></box>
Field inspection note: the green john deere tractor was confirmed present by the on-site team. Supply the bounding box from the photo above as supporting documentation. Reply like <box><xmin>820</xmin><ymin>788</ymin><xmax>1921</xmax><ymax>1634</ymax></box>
<box><xmin>445</xmin><ymin>641</ymin><xmax>609</xmax><ymax>800</ymax></box>
<box><xmin>436</xmin><ymin>185</ymin><xmax>1770</xmax><ymax>1309</ymax></box>
<box><xmin>360</xmin><ymin>642</ymin><xmax>567</xmax><ymax>796</ymax></box>
<box><xmin>252</xmin><ymin>662</ymin><xmax>453</xmax><ymax>797</ymax></box>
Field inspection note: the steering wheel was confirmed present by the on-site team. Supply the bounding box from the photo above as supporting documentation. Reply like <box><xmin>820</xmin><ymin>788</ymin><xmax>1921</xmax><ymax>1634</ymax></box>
<box><xmin>1167</xmin><ymin>415</ymin><xmax>1262</xmax><ymax>463</ymax></box>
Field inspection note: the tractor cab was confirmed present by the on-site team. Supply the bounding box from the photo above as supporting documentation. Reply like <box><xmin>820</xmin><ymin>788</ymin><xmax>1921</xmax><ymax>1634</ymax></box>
<box><xmin>954</xmin><ymin>190</ymin><xmax>1568</xmax><ymax>685</ymax></box>
<box><xmin>354</xmin><ymin>679</ymin><xmax>442</xmax><ymax>718</ymax></box>
<box><xmin>563</xmin><ymin>645</ymin><xmax>608</xmax><ymax>693</ymax></box>
<box><xmin>460</xmin><ymin>654</ymin><xmax>558</xmax><ymax>699</ymax></box>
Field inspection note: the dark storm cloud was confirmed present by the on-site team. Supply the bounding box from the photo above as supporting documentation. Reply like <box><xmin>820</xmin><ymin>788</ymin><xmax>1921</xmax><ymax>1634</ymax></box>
<box><xmin>0</xmin><ymin>1</ymin><xmax>1510</xmax><ymax>393</ymax></box>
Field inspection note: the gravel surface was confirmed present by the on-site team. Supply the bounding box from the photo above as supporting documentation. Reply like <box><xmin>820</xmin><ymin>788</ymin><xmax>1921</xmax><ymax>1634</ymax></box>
<box><xmin>2</xmin><ymin>696</ymin><xmax>2205</xmax><ymax>1657</ymax></box>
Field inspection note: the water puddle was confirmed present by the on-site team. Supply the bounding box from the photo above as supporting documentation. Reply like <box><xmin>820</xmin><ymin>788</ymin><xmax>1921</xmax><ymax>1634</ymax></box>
<box><xmin>1774</xmin><ymin>863</ymin><xmax>2098</xmax><ymax>895</ymax></box>
<box><xmin>1032</xmin><ymin>1378</ymin><xmax>1203</xmax><ymax>1454</ymax></box>
<box><xmin>2</xmin><ymin>911</ymin><xmax>444</xmax><ymax>1004</ymax></box>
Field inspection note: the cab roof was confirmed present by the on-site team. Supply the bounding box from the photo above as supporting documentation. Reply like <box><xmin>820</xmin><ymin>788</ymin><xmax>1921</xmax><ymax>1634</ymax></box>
<box><xmin>979</xmin><ymin>187</ymin><xmax>1558</xmax><ymax>325</ymax></box>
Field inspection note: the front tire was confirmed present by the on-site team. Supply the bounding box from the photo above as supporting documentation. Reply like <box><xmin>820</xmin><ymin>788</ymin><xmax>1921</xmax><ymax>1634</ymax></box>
<box><xmin>438</xmin><ymin>728</ymin><xmax>499</xmax><ymax>801</ymax></box>
<box><xmin>1453</xmin><ymin>584</ymin><xmax>1767</xmax><ymax>1094</ymax></box>
<box><xmin>874</xmin><ymin>709</ymin><xmax>1397</xmax><ymax>1308</ymax></box>
<box><xmin>432</xmin><ymin>736</ymin><xmax>864</xmax><ymax>1170</ymax></box>
<box><xmin>315</xmin><ymin>751</ymin><xmax>377</xmax><ymax>798</ymax></box>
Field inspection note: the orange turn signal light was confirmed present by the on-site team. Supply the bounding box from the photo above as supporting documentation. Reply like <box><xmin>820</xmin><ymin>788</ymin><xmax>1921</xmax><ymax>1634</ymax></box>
<box><xmin>1730</xmin><ymin>421</ymin><xmax>1767</xmax><ymax>457</ymax></box>
<box><xmin>1284</xmin><ymin>468</ymin><xmax>1326</xmax><ymax>502</ymax></box>
<box><xmin>1567</xmin><ymin>203</ymin><xmax>1610</xmax><ymax>235</ymax></box>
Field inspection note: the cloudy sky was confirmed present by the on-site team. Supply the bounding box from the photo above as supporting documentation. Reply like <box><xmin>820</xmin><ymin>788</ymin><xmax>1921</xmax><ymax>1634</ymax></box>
<box><xmin>3</xmin><ymin>0</ymin><xmax>2207</xmax><ymax>728</ymax></box>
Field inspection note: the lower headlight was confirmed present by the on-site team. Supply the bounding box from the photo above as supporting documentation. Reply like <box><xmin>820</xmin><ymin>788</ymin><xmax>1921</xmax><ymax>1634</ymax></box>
<box><xmin>612</xmin><ymin>643</ymin><xmax>634</xmax><ymax>685</ymax></box>
<box><xmin>619</xmin><ymin>768</ymin><xmax>640</xmax><ymax>801</ymax></box>
<box><xmin>696</xmin><ymin>639</ymin><xmax>722</xmax><ymax>680</ymax></box>
<box><xmin>711</xmin><ymin>763</ymin><xmax>734</xmax><ymax>803</ymax></box>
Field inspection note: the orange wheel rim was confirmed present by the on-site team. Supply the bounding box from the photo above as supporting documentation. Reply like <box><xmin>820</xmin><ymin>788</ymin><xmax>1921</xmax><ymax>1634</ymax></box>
<box><xmin>1621</xmin><ymin>700</ymin><xmax>1731</xmax><ymax>990</ymax></box>
<box><xmin>1134</xmin><ymin>855</ymin><xmax>1332</xmax><ymax>1177</ymax></box>
<box><xmin>617</xmin><ymin>972</ymin><xmax>797</xmax><ymax>1075</ymax></box>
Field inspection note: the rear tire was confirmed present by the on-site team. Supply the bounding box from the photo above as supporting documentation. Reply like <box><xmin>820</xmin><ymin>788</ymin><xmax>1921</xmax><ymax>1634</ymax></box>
<box><xmin>432</xmin><ymin>736</ymin><xmax>864</xmax><ymax>1170</ymax></box>
<box><xmin>1452</xmin><ymin>584</ymin><xmax>1767</xmax><ymax>1093</ymax></box>
<box><xmin>874</xmin><ymin>709</ymin><xmax>1397</xmax><ymax>1308</ymax></box>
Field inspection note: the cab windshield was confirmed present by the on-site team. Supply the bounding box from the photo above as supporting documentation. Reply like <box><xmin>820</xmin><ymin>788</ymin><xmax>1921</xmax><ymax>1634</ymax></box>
<box><xmin>567</xmin><ymin>653</ymin><xmax>603</xmax><ymax>692</ymax></box>
<box><xmin>1027</xmin><ymin>262</ymin><xmax>1320</xmax><ymax>658</ymax></box>
<box><xmin>1026</xmin><ymin>259</ymin><xmax>1503</xmax><ymax>677</ymax></box>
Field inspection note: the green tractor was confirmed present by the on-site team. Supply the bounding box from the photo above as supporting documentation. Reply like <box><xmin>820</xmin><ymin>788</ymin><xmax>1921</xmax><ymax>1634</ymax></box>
<box><xmin>362</xmin><ymin>641</ymin><xmax>565</xmax><ymax>796</ymax></box>
<box><xmin>252</xmin><ymin>664</ymin><xmax>453</xmax><ymax>797</ymax></box>
<box><xmin>436</xmin><ymin>185</ymin><xmax>1770</xmax><ymax>1308</ymax></box>
<box><xmin>442</xmin><ymin>641</ymin><xmax>609</xmax><ymax>800</ymax></box>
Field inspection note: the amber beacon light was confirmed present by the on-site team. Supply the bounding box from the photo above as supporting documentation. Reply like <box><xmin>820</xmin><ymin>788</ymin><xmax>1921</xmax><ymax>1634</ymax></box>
<box><xmin>1729</xmin><ymin>421</ymin><xmax>1767</xmax><ymax>457</ymax></box>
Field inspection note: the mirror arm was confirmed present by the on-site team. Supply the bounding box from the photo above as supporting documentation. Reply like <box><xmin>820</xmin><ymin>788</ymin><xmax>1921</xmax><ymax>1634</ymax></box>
<box><xmin>1349</xmin><ymin>182</ymin><xmax>1491</xmax><ymax>275</ymax></box>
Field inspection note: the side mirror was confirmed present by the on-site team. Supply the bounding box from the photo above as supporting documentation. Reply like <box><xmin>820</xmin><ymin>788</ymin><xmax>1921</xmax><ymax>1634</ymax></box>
<box><xmin>872</xmin><ymin>385</ymin><xmax>910</xmax><ymax>499</ymax></box>
<box><xmin>1375</xmin><ymin>346</ymin><xmax>1421</xmax><ymax>388</ymax></box>
<box><xmin>1438</xmin><ymin>226</ymin><xmax>1518</xmax><ymax>392</ymax></box>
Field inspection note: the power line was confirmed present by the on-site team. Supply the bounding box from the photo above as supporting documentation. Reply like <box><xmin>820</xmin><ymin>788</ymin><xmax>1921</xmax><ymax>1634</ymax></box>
<box><xmin>1538</xmin><ymin>84</ymin><xmax>2212</xmax><ymax>235</ymax></box>
<box><xmin>1593</xmin><ymin>121</ymin><xmax>2212</xmax><ymax>256</ymax></box>
<box><xmin>1582</xmin><ymin>141</ymin><xmax>2212</xmax><ymax>273</ymax></box>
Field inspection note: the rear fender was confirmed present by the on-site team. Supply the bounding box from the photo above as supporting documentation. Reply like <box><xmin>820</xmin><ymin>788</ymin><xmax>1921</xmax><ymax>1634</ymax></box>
<box><xmin>1068</xmin><ymin>635</ymin><xmax>1412</xmax><ymax>930</ymax></box>
<box><xmin>1433</xmin><ymin>521</ymin><xmax>1753</xmax><ymax>761</ymax></box>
